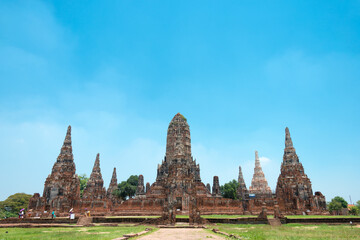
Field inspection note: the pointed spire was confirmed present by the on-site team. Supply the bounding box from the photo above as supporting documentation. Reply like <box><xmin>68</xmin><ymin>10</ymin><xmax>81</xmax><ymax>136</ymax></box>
<box><xmin>63</xmin><ymin>125</ymin><xmax>72</xmax><ymax>146</ymax></box>
<box><xmin>57</xmin><ymin>125</ymin><xmax>74</xmax><ymax>163</ymax></box>
<box><xmin>111</xmin><ymin>167</ymin><xmax>117</xmax><ymax>180</ymax></box>
<box><xmin>237</xmin><ymin>166</ymin><xmax>249</xmax><ymax>199</ymax></box>
<box><xmin>82</xmin><ymin>153</ymin><xmax>106</xmax><ymax>199</ymax></box>
<box><xmin>249</xmin><ymin>150</ymin><xmax>272</xmax><ymax>195</ymax></box>
<box><xmin>43</xmin><ymin>125</ymin><xmax>79</xmax><ymax>203</ymax></box>
<box><xmin>107</xmin><ymin>167</ymin><xmax>118</xmax><ymax>198</ymax></box>
<box><xmin>255</xmin><ymin>150</ymin><xmax>260</xmax><ymax>168</ymax></box>
<box><xmin>276</xmin><ymin>127</ymin><xmax>317</xmax><ymax>212</ymax></box>
<box><xmin>91</xmin><ymin>153</ymin><xmax>101</xmax><ymax>175</ymax></box>
<box><xmin>238</xmin><ymin>166</ymin><xmax>247</xmax><ymax>188</ymax></box>
<box><xmin>282</xmin><ymin>127</ymin><xmax>300</xmax><ymax>165</ymax></box>
<box><xmin>285</xmin><ymin>127</ymin><xmax>293</xmax><ymax>148</ymax></box>
<box><xmin>108</xmin><ymin>167</ymin><xmax>117</xmax><ymax>186</ymax></box>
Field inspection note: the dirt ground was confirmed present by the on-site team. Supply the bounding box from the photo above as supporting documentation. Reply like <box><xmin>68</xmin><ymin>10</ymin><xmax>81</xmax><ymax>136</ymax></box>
<box><xmin>137</xmin><ymin>228</ymin><xmax>224</xmax><ymax>240</ymax></box>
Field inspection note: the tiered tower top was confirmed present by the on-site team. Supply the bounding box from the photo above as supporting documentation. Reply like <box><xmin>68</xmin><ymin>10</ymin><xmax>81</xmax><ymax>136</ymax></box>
<box><xmin>283</xmin><ymin>127</ymin><xmax>300</xmax><ymax>166</ymax></box>
<box><xmin>82</xmin><ymin>153</ymin><xmax>106</xmax><ymax>199</ymax></box>
<box><xmin>238</xmin><ymin>166</ymin><xmax>247</xmax><ymax>190</ymax></box>
<box><xmin>249</xmin><ymin>150</ymin><xmax>272</xmax><ymax>195</ymax></box>
<box><xmin>165</xmin><ymin>113</ymin><xmax>192</xmax><ymax>162</ymax></box>
<box><xmin>52</xmin><ymin>125</ymin><xmax>76</xmax><ymax>176</ymax></box>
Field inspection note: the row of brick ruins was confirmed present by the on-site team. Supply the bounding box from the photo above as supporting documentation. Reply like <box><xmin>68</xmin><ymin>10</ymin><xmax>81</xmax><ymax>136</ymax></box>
<box><xmin>28</xmin><ymin>113</ymin><xmax>327</xmax><ymax>219</ymax></box>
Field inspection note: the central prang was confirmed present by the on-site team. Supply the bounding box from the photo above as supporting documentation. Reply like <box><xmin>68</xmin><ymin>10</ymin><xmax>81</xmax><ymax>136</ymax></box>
<box><xmin>166</xmin><ymin>113</ymin><xmax>192</xmax><ymax>161</ymax></box>
<box><xmin>156</xmin><ymin>113</ymin><xmax>202</xmax><ymax>184</ymax></box>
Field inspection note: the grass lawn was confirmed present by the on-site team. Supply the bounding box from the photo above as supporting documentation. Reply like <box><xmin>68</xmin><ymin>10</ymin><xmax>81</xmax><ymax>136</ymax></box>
<box><xmin>0</xmin><ymin>224</ymin><xmax>156</xmax><ymax>240</ymax></box>
<box><xmin>209</xmin><ymin>223</ymin><xmax>360</xmax><ymax>240</ymax></box>
<box><xmin>183</xmin><ymin>214</ymin><xmax>360</xmax><ymax>219</ymax></box>
<box><xmin>175</xmin><ymin>215</ymin><xmax>258</xmax><ymax>218</ymax></box>
<box><xmin>105</xmin><ymin>215</ymin><xmax>160</xmax><ymax>218</ymax></box>
<box><xmin>286</xmin><ymin>215</ymin><xmax>360</xmax><ymax>218</ymax></box>
<box><xmin>202</xmin><ymin>215</ymin><xmax>257</xmax><ymax>219</ymax></box>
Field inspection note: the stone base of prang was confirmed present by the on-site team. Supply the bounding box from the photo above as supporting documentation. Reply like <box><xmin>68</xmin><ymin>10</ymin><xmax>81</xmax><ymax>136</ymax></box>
<box><xmin>28</xmin><ymin>192</ymin><xmax>327</xmax><ymax>218</ymax></box>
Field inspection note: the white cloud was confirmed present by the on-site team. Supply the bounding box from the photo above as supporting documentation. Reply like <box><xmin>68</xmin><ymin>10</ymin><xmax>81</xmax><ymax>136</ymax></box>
<box><xmin>259</xmin><ymin>156</ymin><xmax>270</xmax><ymax>165</ymax></box>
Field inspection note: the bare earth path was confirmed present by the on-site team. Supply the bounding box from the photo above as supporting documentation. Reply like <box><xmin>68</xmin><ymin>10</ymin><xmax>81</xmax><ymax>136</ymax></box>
<box><xmin>137</xmin><ymin>228</ymin><xmax>224</xmax><ymax>240</ymax></box>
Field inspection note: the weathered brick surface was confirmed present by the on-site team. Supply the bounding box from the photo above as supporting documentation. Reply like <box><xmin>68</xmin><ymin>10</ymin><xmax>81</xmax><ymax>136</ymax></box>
<box><xmin>249</xmin><ymin>151</ymin><xmax>272</xmax><ymax>196</ymax></box>
<box><xmin>237</xmin><ymin>166</ymin><xmax>249</xmax><ymax>200</ymax></box>
<box><xmin>212</xmin><ymin>176</ymin><xmax>221</xmax><ymax>197</ymax></box>
<box><xmin>276</xmin><ymin>127</ymin><xmax>325</xmax><ymax>214</ymax></box>
<box><xmin>28</xmin><ymin>126</ymin><xmax>81</xmax><ymax>213</ymax></box>
<box><xmin>107</xmin><ymin>168</ymin><xmax>118</xmax><ymax>202</ymax></box>
<box><xmin>82</xmin><ymin>153</ymin><xmax>106</xmax><ymax>200</ymax></box>
<box><xmin>135</xmin><ymin>175</ymin><xmax>145</xmax><ymax>198</ymax></box>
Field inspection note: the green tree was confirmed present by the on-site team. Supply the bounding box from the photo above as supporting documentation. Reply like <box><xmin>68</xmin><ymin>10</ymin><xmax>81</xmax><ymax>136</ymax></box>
<box><xmin>114</xmin><ymin>175</ymin><xmax>139</xmax><ymax>200</ymax></box>
<box><xmin>328</xmin><ymin>196</ymin><xmax>348</xmax><ymax>214</ymax></box>
<box><xmin>332</xmin><ymin>196</ymin><xmax>348</xmax><ymax>208</ymax></box>
<box><xmin>349</xmin><ymin>206</ymin><xmax>359</xmax><ymax>216</ymax></box>
<box><xmin>220</xmin><ymin>179</ymin><xmax>239</xmax><ymax>200</ymax></box>
<box><xmin>79</xmin><ymin>174</ymin><xmax>89</xmax><ymax>198</ymax></box>
<box><xmin>328</xmin><ymin>200</ymin><xmax>342</xmax><ymax>214</ymax></box>
<box><xmin>0</xmin><ymin>193</ymin><xmax>32</xmax><ymax>218</ymax></box>
<box><xmin>356</xmin><ymin>200</ymin><xmax>360</xmax><ymax>210</ymax></box>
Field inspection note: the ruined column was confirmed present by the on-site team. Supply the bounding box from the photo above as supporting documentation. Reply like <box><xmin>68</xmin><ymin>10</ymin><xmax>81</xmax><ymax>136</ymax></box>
<box><xmin>206</xmin><ymin>183</ymin><xmax>211</xmax><ymax>193</ymax></box>
<box><xmin>135</xmin><ymin>175</ymin><xmax>145</xmax><ymax>198</ymax></box>
<box><xmin>146</xmin><ymin>182</ymin><xmax>151</xmax><ymax>193</ymax></box>
<box><xmin>212</xmin><ymin>176</ymin><xmax>221</xmax><ymax>197</ymax></box>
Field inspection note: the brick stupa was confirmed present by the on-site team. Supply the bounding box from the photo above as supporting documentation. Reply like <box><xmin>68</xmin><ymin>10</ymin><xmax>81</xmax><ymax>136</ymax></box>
<box><xmin>42</xmin><ymin>126</ymin><xmax>81</xmax><ymax>211</ymax></box>
<box><xmin>237</xmin><ymin>166</ymin><xmax>249</xmax><ymax>200</ymax></box>
<box><xmin>275</xmin><ymin>127</ymin><xmax>325</xmax><ymax>213</ymax></box>
<box><xmin>82</xmin><ymin>153</ymin><xmax>106</xmax><ymax>200</ymax></box>
<box><xmin>249</xmin><ymin>151</ymin><xmax>272</xmax><ymax>196</ymax></box>
<box><xmin>135</xmin><ymin>175</ymin><xmax>146</xmax><ymax>198</ymax></box>
<box><xmin>212</xmin><ymin>176</ymin><xmax>221</xmax><ymax>197</ymax></box>
<box><xmin>149</xmin><ymin>113</ymin><xmax>208</xmax><ymax>200</ymax></box>
<box><xmin>107</xmin><ymin>167</ymin><xmax>118</xmax><ymax>199</ymax></box>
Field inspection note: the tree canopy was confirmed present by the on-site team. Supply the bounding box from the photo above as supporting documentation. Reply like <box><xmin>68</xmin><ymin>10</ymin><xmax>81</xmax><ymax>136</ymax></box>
<box><xmin>220</xmin><ymin>179</ymin><xmax>239</xmax><ymax>200</ymax></box>
<box><xmin>356</xmin><ymin>200</ymin><xmax>360</xmax><ymax>210</ymax></box>
<box><xmin>328</xmin><ymin>196</ymin><xmax>348</xmax><ymax>214</ymax></box>
<box><xmin>79</xmin><ymin>174</ymin><xmax>89</xmax><ymax>198</ymax></box>
<box><xmin>0</xmin><ymin>193</ymin><xmax>32</xmax><ymax>218</ymax></box>
<box><xmin>332</xmin><ymin>196</ymin><xmax>348</xmax><ymax>208</ymax></box>
<box><xmin>113</xmin><ymin>175</ymin><xmax>139</xmax><ymax>200</ymax></box>
<box><xmin>349</xmin><ymin>206</ymin><xmax>359</xmax><ymax>216</ymax></box>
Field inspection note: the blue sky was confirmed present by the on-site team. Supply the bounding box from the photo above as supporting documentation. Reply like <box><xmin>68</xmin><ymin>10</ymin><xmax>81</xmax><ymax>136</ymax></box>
<box><xmin>0</xmin><ymin>0</ymin><xmax>359</xmax><ymax>203</ymax></box>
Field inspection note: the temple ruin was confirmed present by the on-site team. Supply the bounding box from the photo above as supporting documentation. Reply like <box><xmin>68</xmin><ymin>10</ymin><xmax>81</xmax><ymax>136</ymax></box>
<box><xmin>249</xmin><ymin>151</ymin><xmax>272</xmax><ymax>196</ymax></box>
<box><xmin>28</xmin><ymin>113</ymin><xmax>327</xmax><ymax>217</ymax></box>
<box><xmin>275</xmin><ymin>127</ymin><xmax>327</xmax><ymax>214</ymax></box>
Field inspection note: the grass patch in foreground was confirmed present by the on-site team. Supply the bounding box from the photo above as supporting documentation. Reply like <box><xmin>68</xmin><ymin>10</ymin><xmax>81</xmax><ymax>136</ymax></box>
<box><xmin>202</xmin><ymin>214</ymin><xmax>257</xmax><ymax>219</ymax></box>
<box><xmin>209</xmin><ymin>223</ymin><xmax>360</xmax><ymax>240</ymax></box>
<box><xmin>105</xmin><ymin>215</ymin><xmax>160</xmax><ymax>218</ymax></box>
<box><xmin>175</xmin><ymin>215</ymin><xmax>258</xmax><ymax>218</ymax></box>
<box><xmin>286</xmin><ymin>215</ymin><xmax>360</xmax><ymax>218</ymax></box>
<box><xmin>0</xmin><ymin>225</ymin><xmax>156</xmax><ymax>240</ymax></box>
